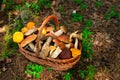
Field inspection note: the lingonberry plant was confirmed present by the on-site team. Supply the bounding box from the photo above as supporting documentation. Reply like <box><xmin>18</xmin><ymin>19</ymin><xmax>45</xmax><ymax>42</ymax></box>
<box><xmin>25</xmin><ymin>63</ymin><xmax>43</xmax><ymax>79</ymax></box>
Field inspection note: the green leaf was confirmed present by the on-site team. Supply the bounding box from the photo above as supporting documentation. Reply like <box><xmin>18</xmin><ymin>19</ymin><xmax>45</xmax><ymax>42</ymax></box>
<box><xmin>117</xmin><ymin>13</ymin><xmax>120</xmax><ymax>19</ymax></box>
<box><xmin>80</xmin><ymin>3</ymin><xmax>87</xmax><ymax>10</ymax></box>
<box><xmin>75</xmin><ymin>0</ymin><xmax>83</xmax><ymax>4</ymax></box>
<box><xmin>25</xmin><ymin>2</ymin><xmax>31</xmax><ymax>8</ymax></box>
<box><xmin>85</xmin><ymin>20</ymin><xmax>93</xmax><ymax>27</ymax></box>
<box><xmin>87</xmin><ymin>65</ymin><xmax>96</xmax><ymax>80</ymax></box>
<box><xmin>72</xmin><ymin>13</ymin><xmax>84</xmax><ymax>22</ymax></box>
<box><xmin>95</xmin><ymin>1</ymin><xmax>103</xmax><ymax>8</ymax></box>
<box><xmin>63</xmin><ymin>72</ymin><xmax>72</xmax><ymax>80</ymax></box>
<box><xmin>35</xmin><ymin>73</ymin><xmax>40</xmax><ymax>78</ymax></box>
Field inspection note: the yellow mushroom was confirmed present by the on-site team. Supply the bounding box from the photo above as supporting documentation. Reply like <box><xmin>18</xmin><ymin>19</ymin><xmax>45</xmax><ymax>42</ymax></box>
<box><xmin>70</xmin><ymin>48</ymin><xmax>81</xmax><ymax>58</ymax></box>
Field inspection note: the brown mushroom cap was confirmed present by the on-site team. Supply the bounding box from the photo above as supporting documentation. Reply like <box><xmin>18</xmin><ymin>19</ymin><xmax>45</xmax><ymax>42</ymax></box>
<box><xmin>20</xmin><ymin>34</ymin><xmax>37</xmax><ymax>47</ymax></box>
<box><xmin>57</xmin><ymin>35</ymin><xmax>70</xmax><ymax>43</ymax></box>
<box><xmin>46</xmin><ymin>26</ymin><xmax>54</xmax><ymax>32</ymax></box>
<box><xmin>60</xmin><ymin>26</ymin><xmax>67</xmax><ymax>33</ymax></box>
<box><xmin>24</xmin><ymin>27</ymin><xmax>38</xmax><ymax>36</ymax></box>
<box><xmin>53</xmin><ymin>38</ymin><xmax>65</xmax><ymax>50</ymax></box>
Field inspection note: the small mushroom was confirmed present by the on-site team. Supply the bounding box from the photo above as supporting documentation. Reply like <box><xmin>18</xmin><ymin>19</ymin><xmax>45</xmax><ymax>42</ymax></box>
<box><xmin>70</xmin><ymin>31</ymin><xmax>82</xmax><ymax>49</ymax></box>
<box><xmin>70</xmin><ymin>31</ymin><xmax>82</xmax><ymax>41</ymax></box>
<box><xmin>50</xmin><ymin>26</ymin><xmax>67</xmax><ymax>36</ymax></box>
<box><xmin>24</xmin><ymin>27</ymin><xmax>38</xmax><ymax>36</ymax></box>
<box><xmin>20</xmin><ymin>34</ymin><xmax>37</xmax><ymax>47</ymax></box>
<box><xmin>50</xmin><ymin>46</ymin><xmax>62</xmax><ymax>58</ymax></box>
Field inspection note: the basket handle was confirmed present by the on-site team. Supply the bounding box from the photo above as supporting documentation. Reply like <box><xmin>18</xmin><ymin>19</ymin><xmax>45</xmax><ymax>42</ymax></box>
<box><xmin>36</xmin><ymin>14</ymin><xmax>59</xmax><ymax>56</ymax></box>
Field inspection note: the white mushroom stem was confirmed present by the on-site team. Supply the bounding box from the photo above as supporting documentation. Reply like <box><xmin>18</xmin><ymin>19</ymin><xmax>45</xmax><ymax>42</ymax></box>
<box><xmin>28</xmin><ymin>43</ymin><xmax>35</xmax><ymax>52</ymax></box>
<box><xmin>51</xmin><ymin>30</ymin><xmax>63</xmax><ymax>37</ymax></box>
<box><xmin>70</xmin><ymin>31</ymin><xmax>82</xmax><ymax>42</ymax></box>
<box><xmin>39</xmin><ymin>37</ymin><xmax>52</xmax><ymax>58</ymax></box>
<box><xmin>74</xmin><ymin>38</ymin><xmax>78</xmax><ymax>49</ymax></box>
<box><xmin>34</xmin><ymin>41</ymin><xmax>43</xmax><ymax>52</ymax></box>
<box><xmin>50</xmin><ymin>46</ymin><xmax>62</xmax><ymax>58</ymax></box>
<box><xmin>50</xmin><ymin>26</ymin><xmax>66</xmax><ymax>36</ymax></box>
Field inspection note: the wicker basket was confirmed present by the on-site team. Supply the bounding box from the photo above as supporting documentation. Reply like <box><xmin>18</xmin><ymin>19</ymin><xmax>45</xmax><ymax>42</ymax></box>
<box><xmin>18</xmin><ymin>15</ymin><xmax>82</xmax><ymax>71</ymax></box>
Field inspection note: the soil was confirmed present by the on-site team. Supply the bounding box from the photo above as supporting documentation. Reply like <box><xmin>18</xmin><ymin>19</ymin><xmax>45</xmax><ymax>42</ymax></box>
<box><xmin>0</xmin><ymin>0</ymin><xmax>120</xmax><ymax>80</ymax></box>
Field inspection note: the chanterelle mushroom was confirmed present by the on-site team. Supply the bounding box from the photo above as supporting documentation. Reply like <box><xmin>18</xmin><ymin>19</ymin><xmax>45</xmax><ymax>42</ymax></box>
<box><xmin>20</xmin><ymin>34</ymin><xmax>37</xmax><ymax>47</ymax></box>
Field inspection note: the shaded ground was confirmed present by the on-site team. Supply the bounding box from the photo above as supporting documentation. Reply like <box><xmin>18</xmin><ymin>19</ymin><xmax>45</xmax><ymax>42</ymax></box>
<box><xmin>0</xmin><ymin>0</ymin><xmax>120</xmax><ymax>80</ymax></box>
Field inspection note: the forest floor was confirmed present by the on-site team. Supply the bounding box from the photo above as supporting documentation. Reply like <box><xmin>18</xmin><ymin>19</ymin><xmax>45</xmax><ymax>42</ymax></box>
<box><xmin>0</xmin><ymin>0</ymin><xmax>120</xmax><ymax>80</ymax></box>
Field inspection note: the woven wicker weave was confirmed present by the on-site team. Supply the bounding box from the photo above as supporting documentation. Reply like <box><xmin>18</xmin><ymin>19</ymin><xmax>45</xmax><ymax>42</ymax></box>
<box><xmin>18</xmin><ymin>15</ymin><xmax>82</xmax><ymax>71</ymax></box>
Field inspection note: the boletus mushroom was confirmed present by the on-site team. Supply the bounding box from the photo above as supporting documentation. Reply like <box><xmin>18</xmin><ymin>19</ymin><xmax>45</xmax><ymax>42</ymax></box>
<box><xmin>58</xmin><ymin>48</ymin><xmax>72</xmax><ymax>59</ymax></box>
<box><xmin>20</xmin><ymin>34</ymin><xmax>37</xmax><ymax>47</ymax></box>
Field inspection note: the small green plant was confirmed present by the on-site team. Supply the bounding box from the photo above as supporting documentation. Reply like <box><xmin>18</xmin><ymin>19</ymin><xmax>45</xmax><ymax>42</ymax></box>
<box><xmin>118</xmin><ymin>24</ymin><xmax>120</xmax><ymax>28</ymax></box>
<box><xmin>80</xmin><ymin>3</ymin><xmax>87</xmax><ymax>10</ymax></box>
<box><xmin>82</xmin><ymin>28</ymin><xmax>93</xmax><ymax>60</ymax></box>
<box><xmin>38</xmin><ymin>0</ymin><xmax>51</xmax><ymax>9</ymax></box>
<box><xmin>104</xmin><ymin>6</ymin><xmax>118</xmax><ymax>20</ymax></box>
<box><xmin>59</xmin><ymin>5</ymin><xmax>65</xmax><ymax>15</ymax></box>
<box><xmin>75</xmin><ymin>0</ymin><xmax>83</xmax><ymax>4</ymax></box>
<box><xmin>95</xmin><ymin>1</ymin><xmax>103</xmax><ymax>8</ymax></box>
<box><xmin>1</xmin><ymin>26</ymin><xmax>14</xmax><ymax>58</ymax></box>
<box><xmin>72</xmin><ymin>13</ymin><xmax>84</xmax><ymax>22</ymax></box>
<box><xmin>31</xmin><ymin>1</ymin><xmax>40</xmax><ymax>14</ymax></box>
<box><xmin>85</xmin><ymin>20</ymin><xmax>93</xmax><ymax>28</ymax></box>
<box><xmin>75</xmin><ymin>0</ymin><xmax>87</xmax><ymax>10</ymax></box>
<box><xmin>2</xmin><ymin>0</ymin><xmax>14</xmax><ymax>10</ymax></box>
<box><xmin>63</xmin><ymin>72</ymin><xmax>72</xmax><ymax>80</ymax></box>
<box><xmin>25</xmin><ymin>63</ymin><xmax>43</xmax><ymax>79</ymax></box>
<box><xmin>78</xmin><ymin>65</ymin><xmax>96</xmax><ymax>80</ymax></box>
<box><xmin>117</xmin><ymin>13</ymin><xmax>120</xmax><ymax>19</ymax></box>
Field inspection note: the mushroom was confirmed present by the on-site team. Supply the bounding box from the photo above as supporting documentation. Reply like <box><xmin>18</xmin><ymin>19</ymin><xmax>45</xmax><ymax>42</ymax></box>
<box><xmin>20</xmin><ymin>34</ymin><xmax>37</xmax><ymax>47</ymax></box>
<box><xmin>74</xmin><ymin>38</ymin><xmax>78</xmax><ymax>49</ymax></box>
<box><xmin>49</xmin><ymin>46</ymin><xmax>56</xmax><ymax>55</ymax></box>
<box><xmin>50</xmin><ymin>46</ymin><xmax>62</xmax><ymax>58</ymax></box>
<box><xmin>53</xmin><ymin>38</ymin><xmax>65</xmax><ymax>50</ymax></box>
<box><xmin>57</xmin><ymin>35</ymin><xmax>70</xmax><ymax>43</ymax></box>
<box><xmin>58</xmin><ymin>48</ymin><xmax>72</xmax><ymax>59</ymax></box>
<box><xmin>33</xmin><ymin>41</ymin><xmax>43</xmax><ymax>52</ymax></box>
<box><xmin>28</xmin><ymin>42</ymin><xmax>35</xmax><ymax>52</ymax></box>
<box><xmin>46</xmin><ymin>26</ymin><xmax>55</xmax><ymax>32</ymax></box>
<box><xmin>24</xmin><ymin>27</ymin><xmax>38</xmax><ymax>36</ymax></box>
<box><xmin>50</xmin><ymin>26</ymin><xmax>67</xmax><ymax>36</ymax></box>
<box><xmin>70</xmin><ymin>31</ymin><xmax>82</xmax><ymax>41</ymax></box>
<box><xmin>65</xmin><ymin>43</ymin><xmax>74</xmax><ymax>48</ymax></box>
<box><xmin>39</xmin><ymin>37</ymin><xmax>52</xmax><ymax>59</ymax></box>
<box><xmin>70</xmin><ymin>31</ymin><xmax>82</xmax><ymax>49</ymax></box>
